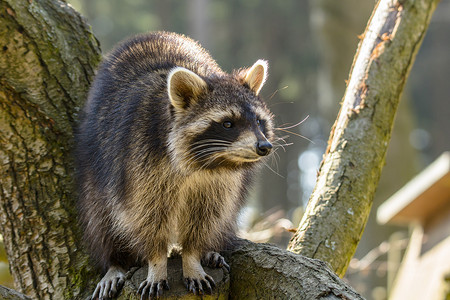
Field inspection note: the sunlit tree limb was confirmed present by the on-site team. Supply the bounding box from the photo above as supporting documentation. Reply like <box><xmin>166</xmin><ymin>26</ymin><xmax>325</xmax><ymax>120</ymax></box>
<box><xmin>287</xmin><ymin>0</ymin><xmax>440</xmax><ymax>277</ymax></box>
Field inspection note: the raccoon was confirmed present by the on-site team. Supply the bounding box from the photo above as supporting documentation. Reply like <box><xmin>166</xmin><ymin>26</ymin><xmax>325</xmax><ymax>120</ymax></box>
<box><xmin>75</xmin><ymin>31</ymin><xmax>275</xmax><ymax>299</ymax></box>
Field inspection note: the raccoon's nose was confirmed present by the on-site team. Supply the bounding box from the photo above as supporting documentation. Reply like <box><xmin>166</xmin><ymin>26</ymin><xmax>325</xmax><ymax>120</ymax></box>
<box><xmin>256</xmin><ymin>141</ymin><xmax>273</xmax><ymax>156</ymax></box>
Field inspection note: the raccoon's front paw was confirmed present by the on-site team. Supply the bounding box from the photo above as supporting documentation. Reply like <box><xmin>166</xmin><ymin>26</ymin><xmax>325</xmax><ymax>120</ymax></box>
<box><xmin>138</xmin><ymin>279</ymin><xmax>169</xmax><ymax>299</ymax></box>
<box><xmin>183</xmin><ymin>274</ymin><xmax>216</xmax><ymax>295</ymax></box>
<box><xmin>92</xmin><ymin>266</ymin><xmax>125</xmax><ymax>300</ymax></box>
<box><xmin>202</xmin><ymin>251</ymin><xmax>230</xmax><ymax>271</ymax></box>
<box><xmin>183</xmin><ymin>252</ymin><xmax>217</xmax><ymax>295</ymax></box>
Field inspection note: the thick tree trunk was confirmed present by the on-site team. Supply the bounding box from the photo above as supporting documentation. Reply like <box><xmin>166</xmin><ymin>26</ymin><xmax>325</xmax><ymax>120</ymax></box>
<box><xmin>287</xmin><ymin>0</ymin><xmax>440</xmax><ymax>277</ymax></box>
<box><xmin>0</xmin><ymin>0</ymin><xmax>101</xmax><ymax>298</ymax></box>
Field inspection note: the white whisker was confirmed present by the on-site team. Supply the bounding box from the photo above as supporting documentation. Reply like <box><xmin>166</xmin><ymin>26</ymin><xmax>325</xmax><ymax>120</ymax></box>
<box><xmin>275</xmin><ymin>115</ymin><xmax>309</xmax><ymax>130</ymax></box>
<box><xmin>191</xmin><ymin>139</ymin><xmax>232</xmax><ymax>146</ymax></box>
<box><xmin>268</xmin><ymin>86</ymin><xmax>289</xmax><ymax>101</ymax></box>
<box><xmin>272</xmin><ymin>142</ymin><xmax>293</xmax><ymax>152</ymax></box>
<box><xmin>272</xmin><ymin>135</ymin><xmax>290</xmax><ymax>143</ymax></box>
<box><xmin>268</xmin><ymin>149</ymin><xmax>280</xmax><ymax>172</ymax></box>
<box><xmin>275</xmin><ymin>128</ymin><xmax>314</xmax><ymax>144</ymax></box>
<box><xmin>185</xmin><ymin>147</ymin><xmax>227</xmax><ymax>170</ymax></box>
<box><xmin>190</xmin><ymin>142</ymin><xmax>231</xmax><ymax>152</ymax></box>
<box><xmin>261</xmin><ymin>159</ymin><xmax>284</xmax><ymax>178</ymax></box>
<box><xmin>272</xmin><ymin>142</ymin><xmax>287</xmax><ymax>152</ymax></box>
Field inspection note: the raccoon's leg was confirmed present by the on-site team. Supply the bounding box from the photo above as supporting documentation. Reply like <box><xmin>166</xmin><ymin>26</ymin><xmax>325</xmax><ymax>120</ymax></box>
<box><xmin>138</xmin><ymin>253</ymin><xmax>170</xmax><ymax>299</ymax></box>
<box><xmin>201</xmin><ymin>251</ymin><xmax>230</xmax><ymax>271</ymax></box>
<box><xmin>92</xmin><ymin>265</ymin><xmax>126</xmax><ymax>300</ymax></box>
<box><xmin>182</xmin><ymin>251</ymin><xmax>216</xmax><ymax>295</ymax></box>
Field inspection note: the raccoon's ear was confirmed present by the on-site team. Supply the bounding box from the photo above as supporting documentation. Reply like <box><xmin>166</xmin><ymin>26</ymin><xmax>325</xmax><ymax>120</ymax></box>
<box><xmin>239</xmin><ymin>59</ymin><xmax>268</xmax><ymax>95</ymax></box>
<box><xmin>167</xmin><ymin>67</ymin><xmax>207</xmax><ymax>111</ymax></box>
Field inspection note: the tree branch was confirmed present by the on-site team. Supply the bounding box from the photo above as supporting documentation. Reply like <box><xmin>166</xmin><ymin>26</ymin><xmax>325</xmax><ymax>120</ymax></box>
<box><xmin>287</xmin><ymin>0</ymin><xmax>440</xmax><ymax>276</ymax></box>
<box><xmin>115</xmin><ymin>240</ymin><xmax>364</xmax><ymax>300</ymax></box>
<box><xmin>0</xmin><ymin>285</ymin><xmax>31</xmax><ymax>300</ymax></box>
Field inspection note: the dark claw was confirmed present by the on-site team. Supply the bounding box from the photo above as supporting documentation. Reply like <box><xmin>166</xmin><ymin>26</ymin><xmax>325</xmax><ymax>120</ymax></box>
<box><xmin>92</xmin><ymin>284</ymin><xmax>101</xmax><ymax>300</ymax></box>
<box><xmin>163</xmin><ymin>280</ymin><xmax>170</xmax><ymax>290</ymax></box>
<box><xmin>198</xmin><ymin>284</ymin><xmax>204</xmax><ymax>295</ymax></box>
<box><xmin>92</xmin><ymin>275</ymin><xmax>125</xmax><ymax>300</ymax></box>
<box><xmin>184</xmin><ymin>277</ymin><xmax>196</xmax><ymax>295</ymax></box>
<box><xmin>138</xmin><ymin>280</ymin><xmax>149</xmax><ymax>300</ymax></box>
<box><xmin>109</xmin><ymin>276</ymin><xmax>124</xmax><ymax>298</ymax></box>
<box><xmin>139</xmin><ymin>279</ymin><xmax>169</xmax><ymax>300</ymax></box>
<box><xmin>205</xmin><ymin>274</ymin><xmax>216</xmax><ymax>289</ymax></box>
<box><xmin>137</xmin><ymin>280</ymin><xmax>146</xmax><ymax>294</ymax></box>
<box><xmin>185</xmin><ymin>277</ymin><xmax>195</xmax><ymax>294</ymax></box>
<box><xmin>214</xmin><ymin>255</ymin><xmax>230</xmax><ymax>271</ymax></box>
<box><xmin>203</xmin><ymin>252</ymin><xmax>230</xmax><ymax>272</ymax></box>
<box><xmin>201</xmin><ymin>279</ymin><xmax>212</xmax><ymax>294</ymax></box>
<box><xmin>184</xmin><ymin>276</ymin><xmax>216</xmax><ymax>295</ymax></box>
<box><xmin>150</xmin><ymin>283</ymin><xmax>158</xmax><ymax>298</ymax></box>
<box><xmin>221</xmin><ymin>259</ymin><xmax>231</xmax><ymax>272</ymax></box>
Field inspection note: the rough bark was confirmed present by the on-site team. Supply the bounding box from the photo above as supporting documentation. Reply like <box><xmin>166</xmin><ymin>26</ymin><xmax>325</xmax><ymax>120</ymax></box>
<box><xmin>0</xmin><ymin>0</ymin><xmax>101</xmax><ymax>299</ymax></box>
<box><xmin>287</xmin><ymin>0</ymin><xmax>440</xmax><ymax>276</ymax></box>
<box><xmin>115</xmin><ymin>240</ymin><xmax>363</xmax><ymax>300</ymax></box>
<box><xmin>226</xmin><ymin>240</ymin><xmax>362</xmax><ymax>300</ymax></box>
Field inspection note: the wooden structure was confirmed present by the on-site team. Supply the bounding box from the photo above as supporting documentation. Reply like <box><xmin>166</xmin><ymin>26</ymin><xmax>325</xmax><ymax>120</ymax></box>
<box><xmin>377</xmin><ymin>152</ymin><xmax>450</xmax><ymax>299</ymax></box>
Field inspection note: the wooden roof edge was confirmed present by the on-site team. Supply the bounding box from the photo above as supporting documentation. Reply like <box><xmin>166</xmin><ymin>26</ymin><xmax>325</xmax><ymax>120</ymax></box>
<box><xmin>377</xmin><ymin>151</ymin><xmax>450</xmax><ymax>225</ymax></box>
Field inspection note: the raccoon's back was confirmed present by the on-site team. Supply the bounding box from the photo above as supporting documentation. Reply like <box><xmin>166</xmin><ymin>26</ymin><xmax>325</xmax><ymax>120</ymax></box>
<box><xmin>102</xmin><ymin>31</ymin><xmax>223</xmax><ymax>85</ymax></box>
<box><xmin>76</xmin><ymin>32</ymin><xmax>225</xmax><ymax>204</ymax></box>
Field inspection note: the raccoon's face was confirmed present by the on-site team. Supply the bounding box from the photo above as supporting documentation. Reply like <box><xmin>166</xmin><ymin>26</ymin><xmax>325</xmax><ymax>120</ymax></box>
<box><xmin>187</xmin><ymin>101</ymin><xmax>274</xmax><ymax>168</ymax></box>
<box><xmin>167</xmin><ymin>60</ymin><xmax>274</xmax><ymax>171</ymax></box>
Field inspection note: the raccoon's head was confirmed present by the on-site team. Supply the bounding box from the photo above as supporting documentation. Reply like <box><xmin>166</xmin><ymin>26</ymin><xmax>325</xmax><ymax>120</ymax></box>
<box><xmin>167</xmin><ymin>60</ymin><xmax>274</xmax><ymax>172</ymax></box>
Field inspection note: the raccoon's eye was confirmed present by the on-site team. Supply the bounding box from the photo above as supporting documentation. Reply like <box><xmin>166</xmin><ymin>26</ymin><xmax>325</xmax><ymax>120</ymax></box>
<box><xmin>222</xmin><ymin>121</ymin><xmax>233</xmax><ymax>129</ymax></box>
<box><xmin>257</xmin><ymin>119</ymin><xmax>264</xmax><ymax>128</ymax></box>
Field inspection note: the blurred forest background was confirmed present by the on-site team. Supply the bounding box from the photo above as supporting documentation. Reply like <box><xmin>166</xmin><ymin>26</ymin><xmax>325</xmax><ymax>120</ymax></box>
<box><xmin>1</xmin><ymin>0</ymin><xmax>448</xmax><ymax>299</ymax></box>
